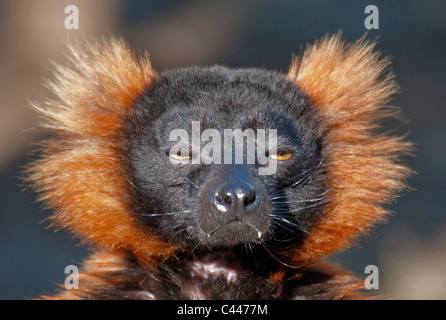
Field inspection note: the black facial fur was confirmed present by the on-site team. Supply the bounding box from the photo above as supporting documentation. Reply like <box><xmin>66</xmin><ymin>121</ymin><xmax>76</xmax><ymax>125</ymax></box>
<box><xmin>121</xmin><ymin>66</ymin><xmax>327</xmax><ymax>262</ymax></box>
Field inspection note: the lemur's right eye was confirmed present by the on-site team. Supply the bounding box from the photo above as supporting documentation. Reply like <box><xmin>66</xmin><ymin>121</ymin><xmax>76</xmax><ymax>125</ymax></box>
<box><xmin>168</xmin><ymin>149</ymin><xmax>192</xmax><ymax>160</ymax></box>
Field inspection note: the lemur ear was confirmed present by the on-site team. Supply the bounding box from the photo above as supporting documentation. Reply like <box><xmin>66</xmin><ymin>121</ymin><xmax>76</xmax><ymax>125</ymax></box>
<box><xmin>27</xmin><ymin>39</ymin><xmax>181</xmax><ymax>261</ymax></box>
<box><xmin>286</xmin><ymin>33</ymin><xmax>412</xmax><ymax>264</ymax></box>
<box><xmin>287</xmin><ymin>33</ymin><xmax>397</xmax><ymax>118</ymax></box>
<box><xmin>33</xmin><ymin>38</ymin><xmax>156</xmax><ymax>137</ymax></box>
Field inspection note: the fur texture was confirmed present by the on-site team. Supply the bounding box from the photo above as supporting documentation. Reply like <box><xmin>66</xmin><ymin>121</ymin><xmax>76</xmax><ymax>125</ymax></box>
<box><xmin>28</xmin><ymin>39</ymin><xmax>180</xmax><ymax>262</ymax></box>
<box><xmin>26</xmin><ymin>34</ymin><xmax>412</xmax><ymax>300</ymax></box>
<box><xmin>285</xmin><ymin>34</ymin><xmax>412</xmax><ymax>265</ymax></box>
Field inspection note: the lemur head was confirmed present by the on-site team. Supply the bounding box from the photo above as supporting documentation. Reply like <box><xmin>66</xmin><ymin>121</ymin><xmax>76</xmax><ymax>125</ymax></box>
<box><xmin>27</xmin><ymin>34</ymin><xmax>411</xmax><ymax>269</ymax></box>
<box><xmin>122</xmin><ymin>65</ymin><xmax>325</xmax><ymax>252</ymax></box>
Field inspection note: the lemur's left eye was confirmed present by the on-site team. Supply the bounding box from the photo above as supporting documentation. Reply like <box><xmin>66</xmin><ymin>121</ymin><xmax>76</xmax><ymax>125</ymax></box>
<box><xmin>268</xmin><ymin>150</ymin><xmax>294</xmax><ymax>161</ymax></box>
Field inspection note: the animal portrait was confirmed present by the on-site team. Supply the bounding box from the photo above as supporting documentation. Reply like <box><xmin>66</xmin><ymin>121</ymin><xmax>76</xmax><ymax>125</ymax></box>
<box><xmin>25</xmin><ymin>34</ymin><xmax>411</xmax><ymax>300</ymax></box>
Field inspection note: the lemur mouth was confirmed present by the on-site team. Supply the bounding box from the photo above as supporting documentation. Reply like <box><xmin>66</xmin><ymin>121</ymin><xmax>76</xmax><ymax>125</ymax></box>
<box><xmin>185</xmin><ymin>248</ymin><xmax>245</xmax><ymax>282</ymax></box>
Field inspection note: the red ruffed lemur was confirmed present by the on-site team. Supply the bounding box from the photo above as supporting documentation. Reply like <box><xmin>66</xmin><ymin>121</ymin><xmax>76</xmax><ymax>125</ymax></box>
<box><xmin>26</xmin><ymin>34</ymin><xmax>412</xmax><ymax>300</ymax></box>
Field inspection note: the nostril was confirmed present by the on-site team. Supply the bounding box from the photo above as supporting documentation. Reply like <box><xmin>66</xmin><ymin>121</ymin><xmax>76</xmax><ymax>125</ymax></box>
<box><xmin>243</xmin><ymin>193</ymin><xmax>256</xmax><ymax>207</ymax></box>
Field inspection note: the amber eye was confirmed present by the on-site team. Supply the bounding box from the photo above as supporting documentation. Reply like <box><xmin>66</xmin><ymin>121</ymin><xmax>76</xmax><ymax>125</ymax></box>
<box><xmin>169</xmin><ymin>149</ymin><xmax>192</xmax><ymax>160</ymax></box>
<box><xmin>270</xmin><ymin>150</ymin><xmax>293</xmax><ymax>161</ymax></box>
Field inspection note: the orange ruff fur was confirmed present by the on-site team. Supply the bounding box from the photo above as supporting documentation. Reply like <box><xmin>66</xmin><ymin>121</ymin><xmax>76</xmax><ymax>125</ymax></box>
<box><xmin>286</xmin><ymin>34</ymin><xmax>412</xmax><ymax>265</ymax></box>
<box><xmin>27</xmin><ymin>39</ymin><xmax>181</xmax><ymax>262</ymax></box>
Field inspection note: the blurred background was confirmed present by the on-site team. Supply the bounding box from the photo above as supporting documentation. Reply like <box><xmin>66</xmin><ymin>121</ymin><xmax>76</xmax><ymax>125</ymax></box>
<box><xmin>0</xmin><ymin>0</ymin><xmax>445</xmax><ymax>299</ymax></box>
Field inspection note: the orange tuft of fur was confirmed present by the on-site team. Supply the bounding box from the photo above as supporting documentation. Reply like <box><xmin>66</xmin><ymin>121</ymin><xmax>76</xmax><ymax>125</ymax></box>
<box><xmin>286</xmin><ymin>33</ymin><xmax>412</xmax><ymax>265</ymax></box>
<box><xmin>26</xmin><ymin>39</ymin><xmax>181</xmax><ymax>262</ymax></box>
<box><xmin>39</xmin><ymin>250</ymin><xmax>149</xmax><ymax>300</ymax></box>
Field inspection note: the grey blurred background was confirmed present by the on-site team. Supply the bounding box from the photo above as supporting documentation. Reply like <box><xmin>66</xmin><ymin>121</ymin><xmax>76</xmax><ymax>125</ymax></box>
<box><xmin>0</xmin><ymin>0</ymin><xmax>445</xmax><ymax>299</ymax></box>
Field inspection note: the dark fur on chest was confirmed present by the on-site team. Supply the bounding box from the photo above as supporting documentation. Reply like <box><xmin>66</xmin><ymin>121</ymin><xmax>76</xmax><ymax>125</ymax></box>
<box><xmin>66</xmin><ymin>251</ymin><xmax>364</xmax><ymax>300</ymax></box>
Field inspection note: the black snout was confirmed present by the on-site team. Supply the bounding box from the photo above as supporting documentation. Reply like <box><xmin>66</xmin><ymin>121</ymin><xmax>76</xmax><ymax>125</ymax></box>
<box><xmin>197</xmin><ymin>165</ymin><xmax>271</xmax><ymax>246</ymax></box>
<box><xmin>215</xmin><ymin>181</ymin><xmax>258</xmax><ymax>214</ymax></box>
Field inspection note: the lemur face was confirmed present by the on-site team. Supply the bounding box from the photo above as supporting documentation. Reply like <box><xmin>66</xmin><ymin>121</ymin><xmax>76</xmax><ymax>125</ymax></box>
<box><xmin>122</xmin><ymin>66</ymin><xmax>327</xmax><ymax>254</ymax></box>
